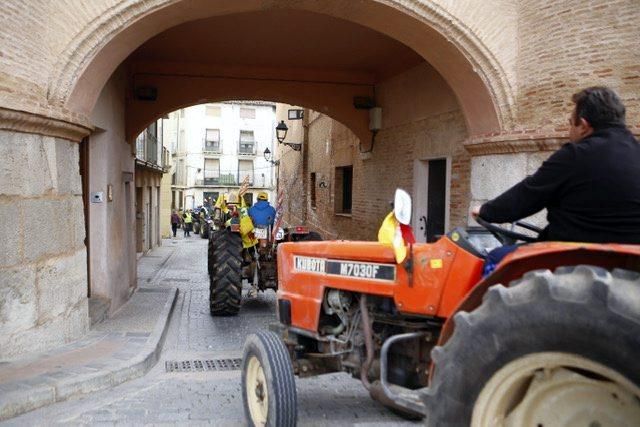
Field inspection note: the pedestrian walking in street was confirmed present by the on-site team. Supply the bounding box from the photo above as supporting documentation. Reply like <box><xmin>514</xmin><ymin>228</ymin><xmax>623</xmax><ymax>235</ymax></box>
<box><xmin>183</xmin><ymin>209</ymin><xmax>193</xmax><ymax>237</ymax></box>
<box><xmin>170</xmin><ymin>210</ymin><xmax>180</xmax><ymax>237</ymax></box>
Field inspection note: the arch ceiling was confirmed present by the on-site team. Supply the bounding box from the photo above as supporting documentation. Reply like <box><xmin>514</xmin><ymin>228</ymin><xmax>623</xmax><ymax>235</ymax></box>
<box><xmin>50</xmin><ymin>0</ymin><xmax>513</xmax><ymax>139</ymax></box>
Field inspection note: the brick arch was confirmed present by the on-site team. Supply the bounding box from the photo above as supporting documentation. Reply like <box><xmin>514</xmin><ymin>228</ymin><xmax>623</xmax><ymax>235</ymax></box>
<box><xmin>50</xmin><ymin>0</ymin><xmax>514</xmax><ymax>138</ymax></box>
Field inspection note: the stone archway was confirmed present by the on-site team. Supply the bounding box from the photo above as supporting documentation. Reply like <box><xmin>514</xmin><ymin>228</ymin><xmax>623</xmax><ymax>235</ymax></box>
<box><xmin>48</xmin><ymin>0</ymin><xmax>514</xmax><ymax>139</ymax></box>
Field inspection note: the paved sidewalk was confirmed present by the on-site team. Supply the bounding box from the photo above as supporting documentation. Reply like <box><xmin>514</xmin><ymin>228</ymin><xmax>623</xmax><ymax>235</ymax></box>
<box><xmin>0</xmin><ymin>253</ymin><xmax>178</xmax><ymax>421</ymax></box>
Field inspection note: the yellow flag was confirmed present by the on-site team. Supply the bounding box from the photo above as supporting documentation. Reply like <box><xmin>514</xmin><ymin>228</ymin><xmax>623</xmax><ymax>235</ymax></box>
<box><xmin>214</xmin><ymin>193</ymin><xmax>228</xmax><ymax>214</ymax></box>
<box><xmin>377</xmin><ymin>212</ymin><xmax>407</xmax><ymax>263</ymax></box>
<box><xmin>239</xmin><ymin>194</ymin><xmax>258</xmax><ymax>248</ymax></box>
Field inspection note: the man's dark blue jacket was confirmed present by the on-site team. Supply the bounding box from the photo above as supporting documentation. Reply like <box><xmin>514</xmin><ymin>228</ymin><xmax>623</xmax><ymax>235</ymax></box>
<box><xmin>479</xmin><ymin>126</ymin><xmax>640</xmax><ymax>244</ymax></box>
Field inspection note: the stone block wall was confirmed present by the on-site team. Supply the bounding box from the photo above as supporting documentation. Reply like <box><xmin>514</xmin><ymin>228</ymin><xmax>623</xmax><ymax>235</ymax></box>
<box><xmin>0</xmin><ymin>131</ymin><xmax>88</xmax><ymax>360</ymax></box>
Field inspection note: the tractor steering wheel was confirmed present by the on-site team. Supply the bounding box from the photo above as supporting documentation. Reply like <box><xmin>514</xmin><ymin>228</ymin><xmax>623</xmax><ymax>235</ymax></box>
<box><xmin>475</xmin><ymin>216</ymin><xmax>542</xmax><ymax>245</ymax></box>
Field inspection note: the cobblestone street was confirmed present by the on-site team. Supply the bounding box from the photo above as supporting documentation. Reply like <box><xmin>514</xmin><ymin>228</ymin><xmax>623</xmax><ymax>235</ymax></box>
<box><xmin>6</xmin><ymin>236</ymin><xmax>416</xmax><ymax>426</ymax></box>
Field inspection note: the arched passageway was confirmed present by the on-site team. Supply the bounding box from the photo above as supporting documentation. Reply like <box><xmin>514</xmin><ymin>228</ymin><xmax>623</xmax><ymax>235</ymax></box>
<box><xmin>0</xmin><ymin>0</ymin><xmax>512</xmax><ymax>360</ymax></box>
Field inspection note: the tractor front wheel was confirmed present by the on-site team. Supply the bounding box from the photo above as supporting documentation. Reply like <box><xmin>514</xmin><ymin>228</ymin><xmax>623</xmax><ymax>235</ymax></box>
<box><xmin>425</xmin><ymin>265</ymin><xmax>640</xmax><ymax>427</ymax></box>
<box><xmin>242</xmin><ymin>331</ymin><xmax>297</xmax><ymax>427</ymax></box>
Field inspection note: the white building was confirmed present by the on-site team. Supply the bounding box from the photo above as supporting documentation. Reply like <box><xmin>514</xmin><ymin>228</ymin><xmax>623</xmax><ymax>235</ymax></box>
<box><xmin>167</xmin><ymin>102</ymin><xmax>277</xmax><ymax>209</ymax></box>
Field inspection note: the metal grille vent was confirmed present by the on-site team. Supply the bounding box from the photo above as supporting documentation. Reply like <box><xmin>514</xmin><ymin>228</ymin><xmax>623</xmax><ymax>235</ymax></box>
<box><xmin>165</xmin><ymin>358</ymin><xmax>242</xmax><ymax>372</ymax></box>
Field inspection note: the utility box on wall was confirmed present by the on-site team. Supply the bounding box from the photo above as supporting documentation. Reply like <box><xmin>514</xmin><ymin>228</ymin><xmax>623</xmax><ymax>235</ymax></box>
<box><xmin>369</xmin><ymin>107</ymin><xmax>382</xmax><ymax>131</ymax></box>
<box><xmin>91</xmin><ymin>191</ymin><xmax>104</xmax><ymax>203</ymax></box>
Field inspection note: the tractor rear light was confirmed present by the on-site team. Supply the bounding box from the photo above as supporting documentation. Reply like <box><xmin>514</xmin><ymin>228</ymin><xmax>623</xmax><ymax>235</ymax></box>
<box><xmin>278</xmin><ymin>299</ymin><xmax>292</xmax><ymax>325</ymax></box>
<box><xmin>294</xmin><ymin>226</ymin><xmax>309</xmax><ymax>234</ymax></box>
<box><xmin>230</xmin><ymin>224</ymin><xmax>241</xmax><ymax>233</ymax></box>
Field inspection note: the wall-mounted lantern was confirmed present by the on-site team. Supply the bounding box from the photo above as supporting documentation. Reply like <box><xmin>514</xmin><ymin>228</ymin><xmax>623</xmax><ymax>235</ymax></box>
<box><xmin>275</xmin><ymin>120</ymin><xmax>302</xmax><ymax>151</ymax></box>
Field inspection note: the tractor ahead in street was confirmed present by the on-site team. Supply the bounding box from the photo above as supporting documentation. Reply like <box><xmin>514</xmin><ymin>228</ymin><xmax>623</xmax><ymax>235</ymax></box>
<box><xmin>207</xmin><ymin>193</ymin><xmax>321</xmax><ymax>316</ymax></box>
<box><xmin>241</xmin><ymin>189</ymin><xmax>640</xmax><ymax>427</ymax></box>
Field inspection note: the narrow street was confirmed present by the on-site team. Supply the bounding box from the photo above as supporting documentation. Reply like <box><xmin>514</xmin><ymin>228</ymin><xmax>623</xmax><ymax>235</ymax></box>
<box><xmin>7</xmin><ymin>236</ymin><xmax>416</xmax><ymax>426</ymax></box>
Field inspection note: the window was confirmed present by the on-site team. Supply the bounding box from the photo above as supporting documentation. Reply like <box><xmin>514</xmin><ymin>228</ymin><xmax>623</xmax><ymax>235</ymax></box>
<box><xmin>204</xmin><ymin>159</ymin><xmax>220</xmax><ymax>185</ymax></box>
<box><xmin>206</xmin><ymin>105</ymin><xmax>221</xmax><ymax>117</ymax></box>
<box><xmin>239</xmin><ymin>130</ymin><xmax>255</xmax><ymax>154</ymax></box>
<box><xmin>204</xmin><ymin>129</ymin><xmax>220</xmax><ymax>152</ymax></box>
<box><xmin>310</xmin><ymin>172</ymin><xmax>317</xmax><ymax>209</ymax></box>
<box><xmin>146</xmin><ymin>122</ymin><xmax>158</xmax><ymax>164</ymax></box>
<box><xmin>178</xmin><ymin>159</ymin><xmax>186</xmax><ymax>186</ymax></box>
<box><xmin>240</xmin><ymin>107</ymin><xmax>256</xmax><ymax>119</ymax></box>
<box><xmin>135</xmin><ymin>133</ymin><xmax>145</xmax><ymax>159</ymax></box>
<box><xmin>238</xmin><ymin>160</ymin><xmax>254</xmax><ymax>185</ymax></box>
<box><xmin>178</xmin><ymin>129</ymin><xmax>185</xmax><ymax>153</ymax></box>
<box><xmin>335</xmin><ymin>166</ymin><xmax>353</xmax><ymax>214</ymax></box>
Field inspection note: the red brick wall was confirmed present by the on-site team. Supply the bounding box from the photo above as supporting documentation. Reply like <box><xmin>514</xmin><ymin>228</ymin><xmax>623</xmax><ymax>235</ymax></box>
<box><xmin>517</xmin><ymin>0</ymin><xmax>640</xmax><ymax>132</ymax></box>
<box><xmin>284</xmin><ymin>109</ymin><xmax>469</xmax><ymax>241</ymax></box>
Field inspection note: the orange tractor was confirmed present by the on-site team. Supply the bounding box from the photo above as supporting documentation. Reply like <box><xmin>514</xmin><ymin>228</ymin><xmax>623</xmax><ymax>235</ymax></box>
<box><xmin>241</xmin><ymin>190</ymin><xmax>640</xmax><ymax>426</ymax></box>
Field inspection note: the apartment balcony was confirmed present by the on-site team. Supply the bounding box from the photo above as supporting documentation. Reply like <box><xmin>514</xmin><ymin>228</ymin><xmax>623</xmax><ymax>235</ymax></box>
<box><xmin>194</xmin><ymin>172</ymin><xmax>257</xmax><ymax>187</ymax></box>
<box><xmin>238</xmin><ymin>143</ymin><xmax>256</xmax><ymax>156</ymax></box>
<box><xmin>203</xmin><ymin>141</ymin><xmax>222</xmax><ymax>156</ymax></box>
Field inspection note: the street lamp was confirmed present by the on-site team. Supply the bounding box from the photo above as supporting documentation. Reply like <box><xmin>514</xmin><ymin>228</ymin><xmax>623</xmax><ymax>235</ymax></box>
<box><xmin>275</xmin><ymin>120</ymin><xmax>302</xmax><ymax>151</ymax></box>
<box><xmin>276</xmin><ymin>120</ymin><xmax>288</xmax><ymax>143</ymax></box>
<box><xmin>263</xmin><ymin>147</ymin><xmax>279</xmax><ymax>165</ymax></box>
<box><xmin>263</xmin><ymin>147</ymin><xmax>280</xmax><ymax>196</ymax></box>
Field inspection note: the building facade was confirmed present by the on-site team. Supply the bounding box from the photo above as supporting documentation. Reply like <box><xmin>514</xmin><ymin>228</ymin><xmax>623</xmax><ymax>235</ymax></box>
<box><xmin>0</xmin><ymin>0</ymin><xmax>638</xmax><ymax>360</ymax></box>
<box><xmin>135</xmin><ymin>120</ymin><xmax>169</xmax><ymax>252</ymax></box>
<box><xmin>168</xmin><ymin>102</ymin><xmax>276</xmax><ymax>210</ymax></box>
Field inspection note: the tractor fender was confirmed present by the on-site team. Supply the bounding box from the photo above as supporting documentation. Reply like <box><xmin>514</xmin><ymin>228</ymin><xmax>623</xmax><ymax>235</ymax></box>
<box><xmin>437</xmin><ymin>242</ymin><xmax>640</xmax><ymax>348</ymax></box>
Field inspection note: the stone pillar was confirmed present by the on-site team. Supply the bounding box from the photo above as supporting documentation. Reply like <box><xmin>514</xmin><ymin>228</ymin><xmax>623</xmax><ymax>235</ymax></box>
<box><xmin>0</xmin><ymin>130</ymin><xmax>88</xmax><ymax>360</ymax></box>
<box><xmin>465</xmin><ymin>135</ymin><xmax>565</xmax><ymax>226</ymax></box>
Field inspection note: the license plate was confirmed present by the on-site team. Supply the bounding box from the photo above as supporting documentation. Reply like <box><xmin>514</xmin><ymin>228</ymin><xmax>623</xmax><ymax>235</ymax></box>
<box><xmin>254</xmin><ymin>227</ymin><xmax>268</xmax><ymax>239</ymax></box>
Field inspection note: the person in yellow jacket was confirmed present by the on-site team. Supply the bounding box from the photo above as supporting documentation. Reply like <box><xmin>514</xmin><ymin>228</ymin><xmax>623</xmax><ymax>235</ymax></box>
<box><xmin>183</xmin><ymin>209</ymin><xmax>193</xmax><ymax>237</ymax></box>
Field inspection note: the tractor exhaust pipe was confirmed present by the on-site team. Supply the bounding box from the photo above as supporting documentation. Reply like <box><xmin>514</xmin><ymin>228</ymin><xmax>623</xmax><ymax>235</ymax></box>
<box><xmin>360</xmin><ymin>295</ymin><xmax>374</xmax><ymax>390</ymax></box>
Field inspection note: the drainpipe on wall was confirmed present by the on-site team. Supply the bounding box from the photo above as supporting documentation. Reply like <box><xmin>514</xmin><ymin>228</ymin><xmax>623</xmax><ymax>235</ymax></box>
<box><xmin>301</xmin><ymin>109</ymin><xmax>310</xmax><ymax>223</ymax></box>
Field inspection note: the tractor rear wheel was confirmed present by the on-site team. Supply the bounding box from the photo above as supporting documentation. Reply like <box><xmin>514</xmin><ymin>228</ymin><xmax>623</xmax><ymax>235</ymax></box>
<box><xmin>425</xmin><ymin>265</ymin><xmax>640</xmax><ymax>427</ymax></box>
<box><xmin>207</xmin><ymin>229</ymin><xmax>218</xmax><ymax>277</ymax></box>
<box><xmin>242</xmin><ymin>331</ymin><xmax>297</xmax><ymax>427</ymax></box>
<box><xmin>209</xmin><ymin>229</ymin><xmax>242</xmax><ymax>316</ymax></box>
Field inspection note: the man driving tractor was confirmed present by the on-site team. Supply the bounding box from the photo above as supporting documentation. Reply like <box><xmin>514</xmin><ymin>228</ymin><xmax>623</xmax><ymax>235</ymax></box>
<box><xmin>249</xmin><ymin>191</ymin><xmax>276</xmax><ymax>228</ymax></box>
<box><xmin>239</xmin><ymin>86</ymin><xmax>640</xmax><ymax>427</ymax></box>
<box><xmin>474</xmin><ymin>86</ymin><xmax>640</xmax><ymax>273</ymax></box>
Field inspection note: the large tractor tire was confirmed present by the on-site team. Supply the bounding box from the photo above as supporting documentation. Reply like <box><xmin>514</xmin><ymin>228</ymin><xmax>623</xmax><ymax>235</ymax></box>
<box><xmin>209</xmin><ymin>229</ymin><xmax>242</xmax><ymax>316</ymax></box>
<box><xmin>425</xmin><ymin>265</ymin><xmax>640</xmax><ymax>427</ymax></box>
<box><xmin>242</xmin><ymin>331</ymin><xmax>297</xmax><ymax>427</ymax></box>
<box><xmin>200</xmin><ymin>222</ymin><xmax>209</xmax><ymax>239</ymax></box>
<box><xmin>207</xmin><ymin>229</ymin><xmax>220</xmax><ymax>276</ymax></box>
